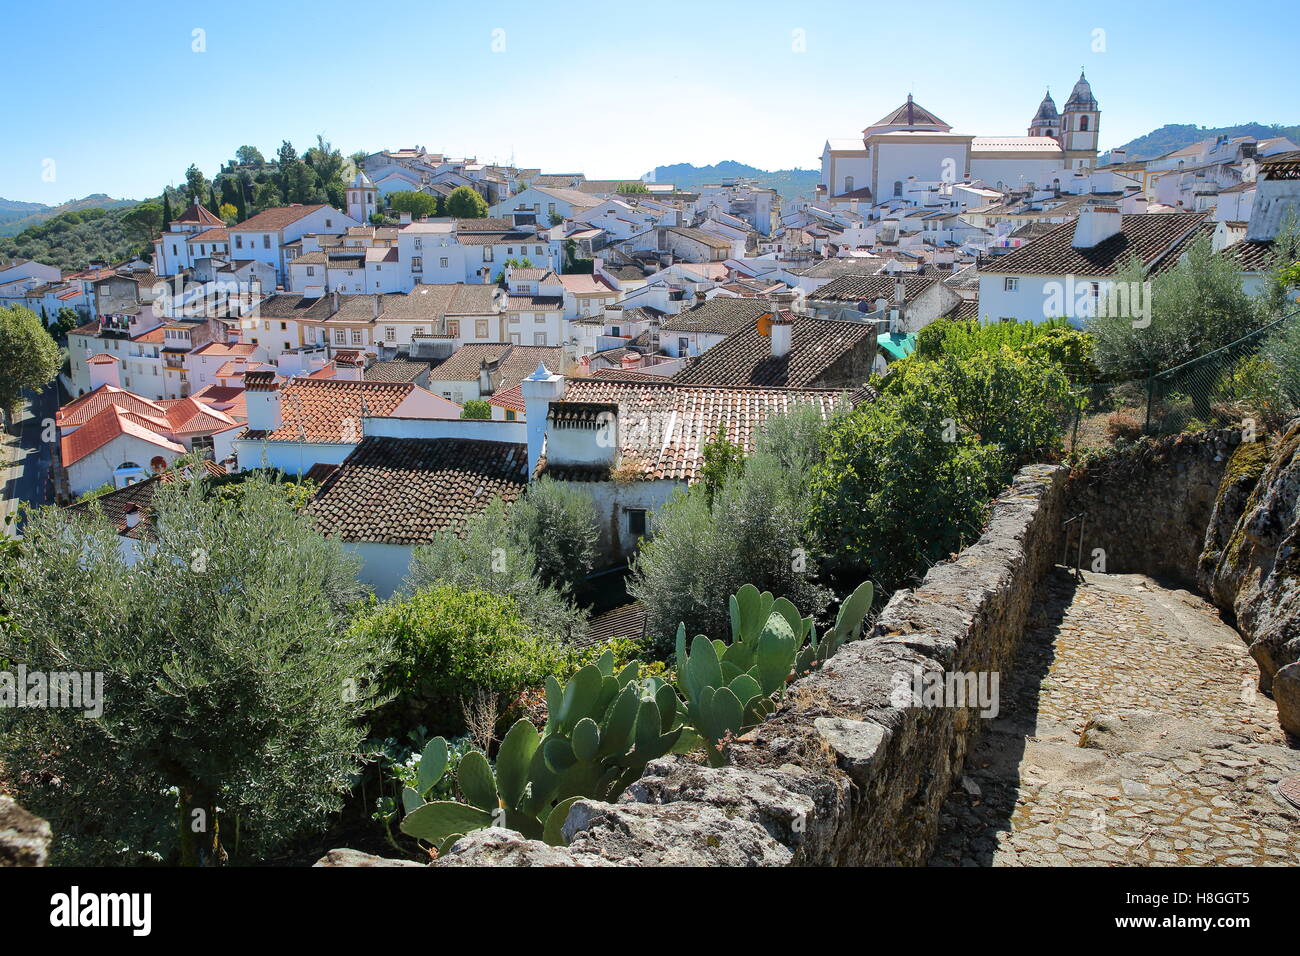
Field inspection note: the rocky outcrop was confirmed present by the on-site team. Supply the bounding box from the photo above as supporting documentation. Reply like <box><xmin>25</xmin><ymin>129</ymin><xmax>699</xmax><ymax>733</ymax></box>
<box><xmin>313</xmin><ymin>848</ymin><xmax>425</xmax><ymax>867</ymax></box>
<box><xmin>1199</xmin><ymin>438</ymin><xmax>1276</xmax><ymax>608</ymax></box>
<box><xmin>0</xmin><ymin>796</ymin><xmax>52</xmax><ymax>866</ymax></box>
<box><xmin>1199</xmin><ymin>419</ymin><xmax>1300</xmax><ymax>737</ymax></box>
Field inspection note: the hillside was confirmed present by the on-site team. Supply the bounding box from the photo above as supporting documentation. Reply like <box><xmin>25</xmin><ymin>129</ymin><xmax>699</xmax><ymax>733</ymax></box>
<box><xmin>0</xmin><ymin>193</ymin><xmax>137</xmax><ymax>237</ymax></box>
<box><xmin>0</xmin><ymin>204</ymin><xmax>146</xmax><ymax>273</ymax></box>
<box><xmin>646</xmin><ymin>161</ymin><xmax>820</xmax><ymax>200</ymax></box>
<box><xmin>1102</xmin><ymin>122</ymin><xmax>1300</xmax><ymax>163</ymax></box>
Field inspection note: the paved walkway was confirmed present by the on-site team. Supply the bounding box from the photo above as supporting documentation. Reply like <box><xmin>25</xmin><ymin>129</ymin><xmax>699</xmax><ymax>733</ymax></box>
<box><xmin>930</xmin><ymin>569</ymin><xmax>1300</xmax><ymax>866</ymax></box>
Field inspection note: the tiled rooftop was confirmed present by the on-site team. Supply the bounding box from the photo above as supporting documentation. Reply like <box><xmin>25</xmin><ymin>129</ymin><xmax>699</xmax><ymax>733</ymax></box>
<box><xmin>308</xmin><ymin>436</ymin><xmax>529</xmax><ymax>543</ymax></box>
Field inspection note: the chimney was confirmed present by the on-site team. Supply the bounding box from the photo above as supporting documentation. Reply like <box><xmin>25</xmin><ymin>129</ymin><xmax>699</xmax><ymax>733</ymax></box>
<box><xmin>1072</xmin><ymin>204</ymin><xmax>1123</xmax><ymax>249</ymax></box>
<box><xmin>768</xmin><ymin>294</ymin><xmax>795</xmax><ymax>359</ymax></box>
<box><xmin>894</xmin><ymin>277</ymin><xmax>906</xmax><ymax>304</ymax></box>
<box><xmin>243</xmin><ymin>370</ymin><xmax>282</xmax><ymax>433</ymax></box>
<box><xmin>123</xmin><ymin>503</ymin><xmax>140</xmax><ymax>530</ymax></box>
<box><xmin>372</xmin><ymin>294</ymin><xmax>382</xmax><ymax>319</ymax></box>
<box><xmin>331</xmin><ymin>290</ymin><xmax>339</xmax><ymax>313</ymax></box>
<box><xmin>520</xmin><ymin>363</ymin><xmax>565</xmax><ymax>477</ymax></box>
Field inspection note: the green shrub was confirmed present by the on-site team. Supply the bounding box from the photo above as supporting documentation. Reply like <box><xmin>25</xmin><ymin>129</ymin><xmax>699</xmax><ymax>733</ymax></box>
<box><xmin>807</xmin><ymin>367</ymin><xmax>1008</xmax><ymax>594</ymax></box>
<box><xmin>407</xmin><ymin>498</ymin><xmax>588</xmax><ymax>643</ymax></box>
<box><xmin>359</xmin><ymin>585</ymin><xmax>570</xmax><ymax>736</ymax></box>
<box><xmin>630</xmin><ymin>405</ymin><xmax>838</xmax><ymax>652</ymax></box>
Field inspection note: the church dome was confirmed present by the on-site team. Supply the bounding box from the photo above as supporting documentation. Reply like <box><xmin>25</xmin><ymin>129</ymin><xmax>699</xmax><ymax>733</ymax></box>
<box><xmin>1033</xmin><ymin>90</ymin><xmax>1058</xmax><ymax>121</ymax></box>
<box><xmin>1064</xmin><ymin>71</ymin><xmax>1097</xmax><ymax>111</ymax></box>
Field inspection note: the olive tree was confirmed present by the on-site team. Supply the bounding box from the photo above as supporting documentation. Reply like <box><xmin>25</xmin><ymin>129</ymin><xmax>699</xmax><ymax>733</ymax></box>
<box><xmin>0</xmin><ymin>472</ymin><xmax>390</xmax><ymax>865</ymax></box>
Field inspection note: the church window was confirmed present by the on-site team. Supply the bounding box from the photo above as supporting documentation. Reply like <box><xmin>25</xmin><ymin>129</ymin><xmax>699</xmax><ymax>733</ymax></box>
<box><xmin>1079</xmin><ymin>116</ymin><xmax>1089</xmax><ymax>132</ymax></box>
<box><xmin>844</xmin><ymin>176</ymin><xmax>854</xmax><ymax>193</ymax></box>
<box><xmin>893</xmin><ymin>181</ymin><xmax>903</xmax><ymax>197</ymax></box>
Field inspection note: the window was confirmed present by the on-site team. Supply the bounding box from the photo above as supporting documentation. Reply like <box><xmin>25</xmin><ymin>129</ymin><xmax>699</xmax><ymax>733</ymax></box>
<box><xmin>448</xmin><ymin>320</ymin><xmax>460</xmax><ymax>338</ymax></box>
<box><xmin>627</xmin><ymin>509</ymin><xmax>648</xmax><ymax>537</ymax></box>
<box><xmin>334</xmin><ymin>329</ymin><xmax>347</xmax><ymax>344</ymax></box>
<box><xmin>893</xmin><ymin>181</ymin><xmax>903</xmax><ymax>197</ymax></box>
<box><xmin>325</xmin><ymin>219</ymin><xmax>332</xmax><ymax>228</ymax></box>
<box><xmin>279</xmin><ymin>322</ymin><xmax>287</xmax><ymax>330</ymax></box>
<box><xmin>548</xmin><ymin>203</ymin><xmax>556</xmax><ymax>216</ymax></box>
<box><xmin>283</xmin><ymin>342</ymin><xmax>291</xmax><ymax>351</ymax></box>
<box><xmin>1003</xmin><ymin>277</ymin><xmax>1019</xmax><ymax>292</ymax></box>
<box><xmin>412</xmin><ymin>256</ymin><xmax>423</xmax><ymax>273</ymax></box>
<box><xmin>262</xmin><ymin>234</ymin><xmax>271</xmax><ymax>249</ymax></box>
<box><xmin>1079</xmin><ymin>116</ymin><xmax>1089</xmax><ymax>131</ymax></box>
<box><xmin>475</xmin><ymin>319</ymin><xmax>489</xmax><ymax>338</ymax></box>
<box><xmin>535</xmin><ymin>246</ymin><xmax>543</xmax><ymax>256</ymax></box>
<box><xmin>505</xmin><ymin>410</ymin><xmax>516</xmax><ymax>421</ymax></box>
<box><xmin>235</xmin><ymin>235</ymin><xmax>243</xmax><ymax>249</ymax></box>
<box><xmin>351</xmin><ymin>329</ymin><xmax>363</xmax><ymax>345</ymax></box>
<box><xmin>440</xmin><ymin>257</ymin><xmax>449</xmax><ymax>268</ymax></box>
<box><xmin>843</xmin><ymin>176</ymin><xmax>854</xmax><ymax>193</ymax></box>
<box><xmin>414</xmin><ymin>238</ymin><xmax>423</xmax><ymax>251</ymax></box>
<box><xmin>678</xmin><ymin>336</ymin><xmax>689</xmax><ymax>353</ymax></box>
<box><xmin>534</xmin><ymin>313</ymin><xmax>545</xmax><ymax>323</ymax></box>
<box><xmin>483</xmin><ymin>247</ymin><xmax>493</xmax><ymax>262</ymax></box>
<box><xmin>534</xmin><ymin>332</ymin><xmax>546</xmax><ymax>345</ymax></box>
<box><xmin>384</xmin><ymin>326</ymin><xmax>396</xmax><ymax>342</ymax></box>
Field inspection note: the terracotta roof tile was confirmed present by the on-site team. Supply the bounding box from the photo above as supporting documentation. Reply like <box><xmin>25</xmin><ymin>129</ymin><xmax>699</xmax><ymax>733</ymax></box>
<box><xmin>539</xmin><ymin>379</ymin><xmax>848</xmax><ymax>483</ymax></box>
<box><xmin>671</xmin><ymin>315</ymin><xmax>876</xmax><ymax>388</ymax></box>
<box><xmin>231</xmin><ymin>204</ymin><xmax>331</xmax><ymax>233</ymax></box>
<box><xmin>259</xmin><ymin>379</ymin><xmax>414</xmax><ymax>443</ymax></box>
<box><xmin>308</xmin><ymin>436</ymin><xmax>528</xmax><ymax>543</ymax></box>
<box><xmin>985</xmin><ymin>211</ymin><xmax>1209</xmax><ymax>277</ymax></box>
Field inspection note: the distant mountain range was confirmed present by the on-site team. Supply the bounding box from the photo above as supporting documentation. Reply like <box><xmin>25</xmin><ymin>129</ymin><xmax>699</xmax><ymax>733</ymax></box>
<box><xmin>644</xmin><ymin>161</ymin><xmax>820</xmax><ymax>201</ymax></box>
<box><xmin>1102</xmin><ymin>123</ymin><xmax>1300</xmax><ymax>164</ymax></box>
<box><xmin>0</xmin><ymin>193</ymin><xmax>137</xmax><ymax>237</ymax></box>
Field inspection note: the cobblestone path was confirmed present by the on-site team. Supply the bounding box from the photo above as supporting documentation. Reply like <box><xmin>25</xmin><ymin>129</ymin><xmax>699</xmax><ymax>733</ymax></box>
<box><xmin>930</xmin><ymin>568</ymin><xmax>1300</xmax><ymax>866</ymax></box>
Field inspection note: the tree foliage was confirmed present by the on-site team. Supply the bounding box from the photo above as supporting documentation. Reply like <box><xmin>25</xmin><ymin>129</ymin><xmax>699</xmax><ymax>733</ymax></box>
<box><xmin>630</xmin><ymin>404</ymin><xmax>838</xmax><ymax>651</ymax></box>
<box><xmin>388</xmin><ymin>191</ymin><xmax>440</xmax><ymax>220</ymax></box>
<box><xmin>504</xmin><ymin>477</ymin><xmax>599</xmax><ymax>596</ymax></box>
<box><xmin>1089</xmin><ymin>237</ymin><xmax>1267</xmax><ymax>380</ymax></box>
<box><xmin>0</xmin><ymin>472</ymin><xmax>388</xmax><ymax>865</ymax></box>
<box><xmin>445</xmin><ymin>186</ymin><xmax>489</xmax><ymax>219</ymax></box>
<box><xmin>0</xmin><ymin>305</ymin><xmax>61</xmax><ymax>424</ymax></box>
<box><xmin>460</xmin><ymin>398</ymin><xmax>491</xmax><ymax>420</ymax></box>
<box><xmin>407</xmin><ymin>498</ymin><xmax>587</xmax><ymax>643</ymax></box>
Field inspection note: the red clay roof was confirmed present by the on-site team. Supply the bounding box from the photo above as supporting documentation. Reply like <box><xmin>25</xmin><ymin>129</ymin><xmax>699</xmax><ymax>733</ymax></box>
<box><xmin>231</xmin><ymin>204</ymin><xmax>331</xmax><ymax>233</ymax></box>
<box><xmin>539</xmin><ymin>379</ymin><xmax>848</xmax><ymax>483</ymax></box>
<box><xmin>171</xmin><ymin>203</ymin><xmax>224</xmax><ymax>227</ymax></box>
<box><xmin>60</xmin><ymin>404</ymin><xmax>185</xmax><ymax>466</ymax></box>
<box><xmin>57</xmin><ymin>385</ymin><xmax>168</xmax><ymax>428</ymax></box>
<box><xmin>247</xmin><ymin>378</ymin><xmax>414</xmax><ymax>443</ymax></box>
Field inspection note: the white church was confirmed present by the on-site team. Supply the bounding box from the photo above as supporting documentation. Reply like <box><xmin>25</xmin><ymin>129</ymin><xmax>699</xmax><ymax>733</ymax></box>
<box><xmin>819</xmin><ymin>72</ymin><xmax>1101</xmax><ymax>206</ymax></box>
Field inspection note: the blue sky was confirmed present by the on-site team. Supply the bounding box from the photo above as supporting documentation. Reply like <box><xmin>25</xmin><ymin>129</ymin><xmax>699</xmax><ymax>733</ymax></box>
<box><xmin>4</xmin><ymin>0</ymin><xmax>1297</xmax><ymax>204</ymax></box>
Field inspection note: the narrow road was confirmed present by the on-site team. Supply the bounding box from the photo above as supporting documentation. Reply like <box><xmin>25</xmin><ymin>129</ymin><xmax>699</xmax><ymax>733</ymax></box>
<box><xmin>930</xmin><ymin>568</ymin><xmax>1300</xmax><ymax>866</ymax></box>
<box><xmin>1</xmin><ymin>383</ymin><xmax>60</xmax><ymax>534</ymax></box>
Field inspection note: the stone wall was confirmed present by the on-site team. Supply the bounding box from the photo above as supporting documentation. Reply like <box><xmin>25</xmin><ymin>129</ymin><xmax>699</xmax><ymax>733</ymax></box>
<box><xmin>425</xmin><ymin>464</ymin><xmax>1068</xmax><ymax>867</ymax></box>
<box><xmin>1062</xmin><ymin>429</ymin><xmax>1243</xmax><ymax>586</ymax></box>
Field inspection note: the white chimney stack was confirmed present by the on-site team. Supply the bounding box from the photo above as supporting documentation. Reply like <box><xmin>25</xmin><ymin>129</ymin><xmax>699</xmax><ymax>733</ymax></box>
<box><xmin>1072</xmin><ymin>204</ymin><xmax>1124</xmax><ymax>249</ymax></box>
<box><xmin>123</xmin><ymin>503</ymin><xmax>141</xmax><ymax>530</ymax></box>
<box><xmin>243</xmin><ymin>370</ymin><xmax>282</xmax><ymax>433</ymax></box>
<box><xmin>769</xmin><ymin>292</ymin><xmax>795</xmax><ymax>359</ymax></box>
<box><xmin>521</xmin><ymin>363</ymin><xmax>565</xmax><ymax>478</ymax></box>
